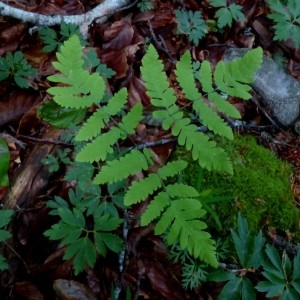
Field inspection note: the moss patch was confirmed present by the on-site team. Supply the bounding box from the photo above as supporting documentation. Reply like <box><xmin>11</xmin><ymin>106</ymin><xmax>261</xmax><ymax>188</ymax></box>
<box><xmin>173</xmin><ymin>134</ymin><xmax>300</xmax><ymax>239</ymax></box>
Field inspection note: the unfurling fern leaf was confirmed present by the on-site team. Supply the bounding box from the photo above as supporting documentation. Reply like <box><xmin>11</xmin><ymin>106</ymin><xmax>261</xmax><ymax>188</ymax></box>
<box><xmin>48</xmin><ymin>35</ymin><xmax>105</xmax><ymax>108</ymax></box>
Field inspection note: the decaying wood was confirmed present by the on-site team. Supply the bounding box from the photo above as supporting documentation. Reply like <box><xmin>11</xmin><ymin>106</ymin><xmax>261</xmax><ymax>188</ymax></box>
<box><xmin>3</xmin><ymin>127</ymin><xmax>62</xmax><ymax>209</ymax></box>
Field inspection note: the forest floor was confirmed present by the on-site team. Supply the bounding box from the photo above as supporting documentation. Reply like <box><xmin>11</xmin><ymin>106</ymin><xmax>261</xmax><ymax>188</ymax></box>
<box><xmin>0</xmin><ymin>0</ymin><xmax>300</xmax><ymax>299</ymax></box>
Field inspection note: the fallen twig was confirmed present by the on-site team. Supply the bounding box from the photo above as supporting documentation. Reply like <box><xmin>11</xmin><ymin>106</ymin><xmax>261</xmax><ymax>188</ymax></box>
<box><xmin>0</xmin><ymin>0</ymin><xmax>132</xmax><ymax>36</ymax></box>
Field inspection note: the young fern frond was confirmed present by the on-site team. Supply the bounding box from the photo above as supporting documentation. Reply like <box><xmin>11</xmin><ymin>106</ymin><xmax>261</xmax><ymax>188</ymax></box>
<box><xmin>48</xmin><ymin>35</ymin><xmax>105</xmax><ymax>109</ymax></box>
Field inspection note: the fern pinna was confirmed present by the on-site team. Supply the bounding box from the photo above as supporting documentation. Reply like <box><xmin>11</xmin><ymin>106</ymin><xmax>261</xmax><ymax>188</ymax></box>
<box><xmin>141</xmin><ymin>45</ymin><xmax>262</xmax><ymax>174</ymax></box>
<box><xmin>46</xmin><ymin>35</ymin><xmax>262</xmax><ymax>271</ymax></box>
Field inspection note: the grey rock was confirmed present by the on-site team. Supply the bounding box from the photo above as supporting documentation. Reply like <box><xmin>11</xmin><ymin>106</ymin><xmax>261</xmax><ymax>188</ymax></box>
<box><xmin>224</xmin><ymin>48</ymin><xmax>300</xmax><ymax>126</ymax></box>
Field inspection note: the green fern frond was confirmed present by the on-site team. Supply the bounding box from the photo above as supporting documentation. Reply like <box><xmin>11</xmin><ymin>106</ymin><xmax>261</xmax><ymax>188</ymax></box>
<box><xmin>93</xmin><ymin>149</ymin><xmax>152</xmax><ymax>184</ymax></box>
<box><xmin>124</xmin><ymin>160</ymin><xmax>187</xmax><ymax>206</ymax></box>
<box><xmin>176</xmin><ymin>122</ymin><xmax>233</xmax><ymax>173</ymax></box>
<box><xmin>152</xmin><ymin>188</ymin><xmax>218</xmax><ymax>267</ymax></box>
<box><xmin>192</xmin><ymin>100</ymin><xmax>233</xmax><ymax>140</ymax></box>
<box><xmin>48</xmin><ymin>35</ymin><xmax>105</xmax><ymax>109</ymax></box>
<box><xmin>214</xmin><ymin>62</ymin><xmax>251</xmax><ymax>99</ymax></box>
<box><xmin>214</xmin><ymin>47</ymin><xmax>263</xmax><ymax>100</ymax></box>
<box><xmin>226</xmin><ymin>47</ymin><xmax>263</xmax><ymax>83</ymax></box>
<box><xmin>140</xmin><ymin>191</ymin><xmax>170</xmax><ymax>225</ymax></box>
<box><xmin>124</xmin><ymin>173</ymin><xmax>162</xmax><ymax>206</ymax></box>
<box><xmin>141</xmin><ymin>45</ymin><xmax>177</xmax><ymax>108</ymax></box>
<box><xmin>198</xmin><ymin>60</ymin><xmax>214</xmax><ymax>93</ymax></box>
<box><xmin>165</xmin><ymin>183</ymin><xmax>199</xmax><ymax>198</ymax></box>
<box><xmin>175</xmin><ymin>51</ymin><xmax>234</xmax><ymax>140</ymax></box>
<box><xmin>208</xmin><ymin>92</ymin><xmax>241</xmax><ymax>118</ymax></box>
<box><xmin>118</xmin><ymin>103</ymin><xmax>143</xmax><ymax>135</ymax></box>
<box><xmin>76</xmin><ymin>103</ymin><xmax>142</xmax><ymax>163</ymax></box>
<box><xmin>75</xmin><ymin>88</ymin><xmax>127</xmax><ymax>141</ymax></box>
<box><xmin>157</xmin><ymin>160</ymin><xmax>187</xmax><ymax>179</ymax></box>
<box><xmin>142</xmin><ymin>45</ymin><xmax>233</xmax><ymax>173</ymax></box>
<box><xmin>198</xmin><ymin>61</ymin><xmax>241</xmax><ymax>119</ymax></box>
<box><xmin>76</xmin><ymin>127</ymin><xmax>121</xmax><ymax>163</ymax></box>
<box><xmin>75</xmin><ymin>108</ymin><xmax>108</xmax><ymax>141</ymax></box>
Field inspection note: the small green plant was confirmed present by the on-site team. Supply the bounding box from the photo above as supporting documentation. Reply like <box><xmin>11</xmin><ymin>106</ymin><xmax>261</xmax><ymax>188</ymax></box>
<box><xmin>39</xmin><ymin>22</ymin><xmax>86</xmax><ymax>53</ymax></box>
<box><xmin>267</xmin><ymin>0</ymin><xmax>300</xmax><ymax>48</ymax></box>
<box><xmin>175</xmin><ymin>10</ymin><xmax>209</xmax><ymax>45</ymax></box>
<box><xmin>0</xmin><ymin>51</ymin><xmax>37</xmax><ymax>88</ymax></box>
<box><xmin>83</xmin><ymin>48</ymin><xmax>116</xmax><ymax>79</ymax></box>
<box><xmin>137</xmin><ymin>0</ymin><xmax>154</xmax><ymax>12</ymax></box>
<box><xmin>208</xmin><ymin>213</ymin><xmax>265</xmax><ymax>299</ymax></box>
<box><xmin>256</xmin><ymin>245</ymin><xmax>300</xmax><ymax>299</ymax></box>
<box><xmin>168</xmin><ymin>238</ymin><xmax>230</xmax><ymax>290</ymax></box>
<box><xmin>44</xmin><ymin>183</ymin><xmax>123</xmax><ymax>275</ymax></box>
<box><xmin>41</xmin><ymin>148</ymin><xmax>72</xmax><ymax>173</ymax></box>
<box><xmin>209</xmin><ymin>0</ymin><xmax>246</xmax><ymax>29</ymax></box>
<box><xmin>0</xmin><ymin>209</ymin><xmax>14</xmax><ymax>270</ymax></box>
<box><xmin>43</xmin><ymin>34</ymin><xmax>262</xmax><ymax>273</ymax></box>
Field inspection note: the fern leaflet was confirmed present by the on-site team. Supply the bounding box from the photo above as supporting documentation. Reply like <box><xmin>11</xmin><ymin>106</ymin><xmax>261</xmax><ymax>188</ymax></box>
<box><xmin>76</xmin><ymin>127</ymin><xmax>121</xmax><ymax>163</ymax></box>
<box><xmin>76</xmin><ymin>88</ymin><xmax>127</xmax><ymax>141</ymax></box>
<box><xmin>141</xmin><ymin>44</ymin><xmax>177</xmax><ymax>111</ymax></box>
<box><xmin>124</xmin><ymin>173</ymin><xmax>162</xmax><ymax>206</ymax></box>
<box><xmin>140</xmin><ymin>191</ymin><xmax>170</xmax><ymax>225</ymax></box>
<box><xmin>118</xmin><ymin>103</ymin><xmax>143</xmax><ymax>135</ymax></box>
<box><xmin>48</xmin><ymin>35</ymin><xmax>105</xmax><ymax>109</ymax></box>
<box><xmin>76</xmin><ymin>103</ymin><xmax>143</xmax><ymax>163</ymax></box>
<box><xmin>124</xmin><ymin>160</ymin><xmax>187</xmax><ymax>206</ymax></box>
<box><xmin>199</xmin><ymin>60</ymin><xmax>241</xmax><ymax>119</ymax></box>
<box><xmin>93</xmin><ymin>149</ymin><xmax>152</xmax><ymax>184</ymax></box>
<box><xmin>157</xmin><ymin>160</ymin><xmax>187</xmax><ymax>179</ymax></box>
<box><xmin>141</xmin><ymin>45</ymin><xmax>233</xmax><ymax>173</ymax></box>
<box><xmin>214</xmin><ymin>47</ymin><xmax>263</xmax><ymax>99</ymax></box>
<box><xmin>149</xmin><ymin>184</ymin><xmax>218</xmax><ymax>267</ymax></box>
<box><xmin>175</xmin><ymin>51</ymin><xmax>234</xmax><ymax>140</ymax></box>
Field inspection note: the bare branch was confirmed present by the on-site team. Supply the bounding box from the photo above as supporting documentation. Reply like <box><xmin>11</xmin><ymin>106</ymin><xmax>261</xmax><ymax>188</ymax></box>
<box><xmin>0</xmin><ymin>0</ymin><xmax>131</xmax><ymax>36</ymax></box>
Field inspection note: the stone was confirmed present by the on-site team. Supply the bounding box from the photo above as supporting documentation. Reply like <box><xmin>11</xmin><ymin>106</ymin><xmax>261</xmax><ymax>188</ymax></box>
<box><xmin>224</xmin><ymin>48</ymin><xmax>300</xmax><ymax>126</ymax></box>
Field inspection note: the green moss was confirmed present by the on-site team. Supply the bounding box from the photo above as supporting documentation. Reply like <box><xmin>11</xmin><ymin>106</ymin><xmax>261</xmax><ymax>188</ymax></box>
<box><xmin>173</xmin><ymin>134</ymin><xmax>300</xmax><ymax>239</ymax></box>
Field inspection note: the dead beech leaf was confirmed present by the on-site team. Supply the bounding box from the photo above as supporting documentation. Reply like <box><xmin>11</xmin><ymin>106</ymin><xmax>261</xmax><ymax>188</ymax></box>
<box><xmin>103</xmin><ymin>19</ymin><xmax>134</xmax><ymax>50</ymax></box>
<box><xmin>0</xmin><ymin>91</ymin><xmax>41</xmax><ymax>126</ymax></box>
<box><xmin>128</xmin><ymin>75</ymin><xmax>151</xmax><ymax>106</ymax></box>
<box><xmin>143</xmin><ymin>261</ymin><xmax>185</xmax><ymax>300</ymax></box>
<box><xmin>0</xmin><ymin>40</ymin><xmax>19</xmax><ymax>56</ymax></box>
<box><xmin>13</xmin><ymin>281</ymin><xmax>44</xmax><ymax>300</ymax></box>
<box><xmin>100</xmin><ymin>50</ymin><xmax>128</xmax><ymax>79</ymax></box>
<box><xmin>0</xmin><ymin>23</ymin><xmax>27</xmax><ymax>43</ymax></box>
